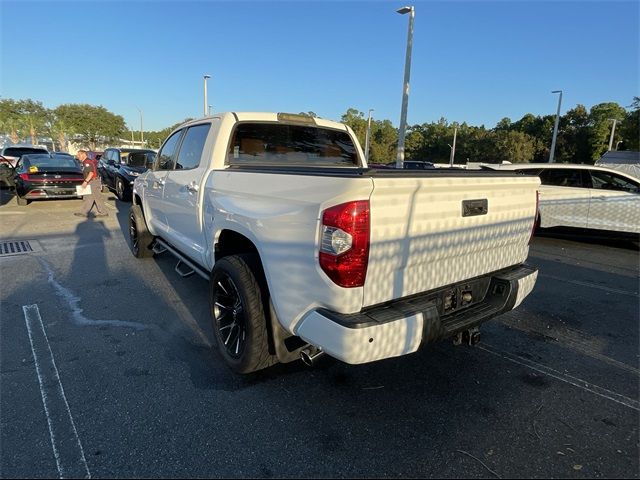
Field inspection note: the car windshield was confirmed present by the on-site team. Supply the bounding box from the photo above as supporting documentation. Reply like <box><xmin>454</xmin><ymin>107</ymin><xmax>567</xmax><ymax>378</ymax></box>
<box><xmin>128</xmin><ymin>152</ymin><xmax>155</xmax><ymax>167</ymax></box>
<box><xmin>3</xmin><ymin>147</ymin><xmax>48</xmax><ymax>157</ymax></box>
<box><xmin>21</xmin><ymin>154</ymin><xmax>79</xmax><ymax>169</ymax></box>
<box><xmin>228</xmin><ymin>123</ymin><xmax>359</xmax><ymax>167</ymax></box>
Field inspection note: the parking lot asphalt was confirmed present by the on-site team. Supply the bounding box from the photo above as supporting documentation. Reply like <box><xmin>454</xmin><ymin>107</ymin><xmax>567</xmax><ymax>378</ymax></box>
<box><xmin>1</xmin><ymin>189</ymin><xmax>638</xmax><ymax>479</ymax></box>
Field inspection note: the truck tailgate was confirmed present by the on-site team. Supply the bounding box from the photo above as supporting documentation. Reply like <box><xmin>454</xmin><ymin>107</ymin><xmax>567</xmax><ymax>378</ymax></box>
<box><xmin>363</xmin><ymin>173</ymin><xmax>539</xmax><ymax>307</ymax></box>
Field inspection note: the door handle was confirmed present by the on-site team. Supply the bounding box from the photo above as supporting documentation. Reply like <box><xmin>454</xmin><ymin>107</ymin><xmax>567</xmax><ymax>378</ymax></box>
<box><xmin>595</xmin><ymin>196</ymin><xmax>607</xmax><ymax>200</ymax></box>
<box><xmin>186</xmin><ymin>182</ymin><xmax>199</xmax><ymax>193</ymax></box>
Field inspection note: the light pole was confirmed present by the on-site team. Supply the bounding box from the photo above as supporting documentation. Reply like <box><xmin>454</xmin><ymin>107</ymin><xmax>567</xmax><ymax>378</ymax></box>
<box><xmin>136</xmin><ymin>108</ymin><xmax>144</xmax><ymax>147</ymax></box>
<box><xmin>395</xmin><ymin>5</ymin><xmax>415</xmax><ymax>169</ymax></box>
<box><xmin>208</xmin><ymin>105</ymin><xmax>213</xmax><ymax>116</ymax></box>
<box><xmin>364</xmin><ymin>108</ymin><xmax>374</xmax><ymax>162</ymax></box>
<box><xmin>615</xmin><ymin>140</ymin><xmax>623</xmax><ymax>151</ymax></box>
<box><xmin>448</xmin><ymin>126</ymin><xmax>457</xmax><ymax>167</ymax></box>
<box><xmin>549</xmin><ymin>90</ymin><xmax>562</xmax><ymax>163</ymax></box>
<box><xmin>203</xmin><ymin>74</ymin><xmax>211</xmax><ymax>116</ymax></box>
<box><xmin>607</xmin><ymin>118</ymin><xmax>617</xmax><ymax>151</ymax></box>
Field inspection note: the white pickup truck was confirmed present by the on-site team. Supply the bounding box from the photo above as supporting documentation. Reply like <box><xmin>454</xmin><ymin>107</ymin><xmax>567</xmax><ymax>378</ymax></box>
<box><xmin>130</xmin><ymin>112</ymin><xmax>539</xmax><ymax>374</ymax></box>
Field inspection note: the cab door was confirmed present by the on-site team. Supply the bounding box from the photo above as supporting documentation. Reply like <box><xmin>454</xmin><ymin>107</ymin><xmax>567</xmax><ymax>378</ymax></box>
<box><xmin>162</xmin><ymin>122</ymin><xmax>215</xmax><ymax>264</ymax></box>
<box><xmin>587</xmin><ymin>169</ymin><xmax>640</xmax><ymax>233</ymax></box>
<box><xmin>141</xmin><ymin>129</ymin><xmax>184</xmax><ymax>235</ymax></box>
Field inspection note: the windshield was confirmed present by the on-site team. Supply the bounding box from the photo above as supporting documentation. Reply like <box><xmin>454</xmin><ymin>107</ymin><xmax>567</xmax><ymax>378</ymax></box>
<box><xmin>3</xmin><ymin>147</ymin><xmax>48</xmax><ymax>157</ymax></box>
<box><xmin>127</xmin><ymin>152</ymin><xmax>155</xmax><ymax>167</ymax></box>
<box><xmin>228</xmin><ymin>123</ymin><xmax>359</xmax><ymax>167</ymax></box>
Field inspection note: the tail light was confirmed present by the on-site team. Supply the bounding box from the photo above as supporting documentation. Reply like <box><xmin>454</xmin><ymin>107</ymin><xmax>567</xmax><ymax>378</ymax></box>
<box><xmin>319</xmin><ymin>200</ymin><xmax>370</xmax><ymax>288</ymax></box>
<box><xmin>529</xmin><ymin>190</ymin><xmax>539</xmax><ymax>245</ymax></box>
<box><xmin>19</xmin><ymin>173</ymin><xmax>30</xmax><ymax>181</ymax></box>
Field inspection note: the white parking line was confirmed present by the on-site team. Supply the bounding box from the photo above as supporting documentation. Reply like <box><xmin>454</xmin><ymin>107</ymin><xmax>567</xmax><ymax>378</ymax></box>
<box><xmin>478</xmin><ymin>343</ymin><xmax>640</xmax><ymax>411</ymax></box>
<box><xmin>23</xmin><ymin>304</ymin><xmax>91</xmax><ymax>479</ymax></box>
<box><xmin>539</xmin><ymin>273</ymin><xmax>639</xmax><ymax>297</ymax></box>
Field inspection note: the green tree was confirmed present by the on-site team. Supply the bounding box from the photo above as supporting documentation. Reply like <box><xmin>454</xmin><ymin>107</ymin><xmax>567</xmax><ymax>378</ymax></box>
<box><xmin>588</xmin><ymin>102</ymin><xmax>626</xmax><ymax>162</ymax></box>
<box><xmin>618</xmin><ymin>97</ymin><xmax>639</xmax><ymax>151</ymax></box>
<box><xmin>17</xmin><ymin>99</ymin><xmax>48</xmax><ymax>145</ymax></box>
<box><xmin>493</xmin><ymin>130</ymin><xmax>537</xmax><ymax>163</ymax></box>
<box><xmin>54</xmin><ymin>104</ymin><xmax>126</xmax><ymax>149</ymax></box>
<box><xmin>0</xmin><ymin>98</ymin><xmax>25</xmax><ymax>143</ymax></box>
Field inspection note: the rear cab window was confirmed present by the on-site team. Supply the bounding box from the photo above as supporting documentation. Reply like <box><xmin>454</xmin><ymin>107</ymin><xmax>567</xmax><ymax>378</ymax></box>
<box><xmin>227</xmin><ymin>122</ymin><xmax>360</xmax><ymax>167</ymax></box>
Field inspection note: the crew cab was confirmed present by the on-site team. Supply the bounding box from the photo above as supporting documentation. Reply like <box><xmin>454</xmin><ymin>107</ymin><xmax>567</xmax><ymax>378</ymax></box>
<box><xmin>130</xmin><ymin>113</ymin><xmax>540</xmax><ymax>374</ymax></box>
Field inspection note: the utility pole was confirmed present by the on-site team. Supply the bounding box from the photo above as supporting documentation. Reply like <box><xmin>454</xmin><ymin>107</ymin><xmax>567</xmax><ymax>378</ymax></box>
<box><xmin>364</xmin><ymin>109</ymin><xmax>374</xmax><ymax>162</ymax></box>
<box><xmin>448</xmin><ymin>126</ymin><xmax>457</xmax><ymax>167</ymax></box>
<box><xmin>395</xmin><ymin>5</ymin><xmax>415</xmax><ymax>169</ymax></box>
<box><xmin>608</xmin><ymin>118</ymin><xmax>617</xmax><ymax>151</ymax></box>
<box><xmin>549</xmin><ymin>90</ymin><xmax>562</xmax><ymax>163</ymax></box>
<box><xmin>203</xmin><ymin>75</ymin><xmax>211</xmax><ymax>116</ymax></box>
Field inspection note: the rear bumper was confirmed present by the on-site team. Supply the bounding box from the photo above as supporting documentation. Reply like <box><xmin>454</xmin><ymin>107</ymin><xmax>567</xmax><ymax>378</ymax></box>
<box><xmin>295</xmin><ymin>264</ymin><xmax>537</xmax><ymax>365</ymax></box>
<box><xmin>21</xmin><ymin>186</ymin><xmax>82</xmax><ymax>199</ymax></box>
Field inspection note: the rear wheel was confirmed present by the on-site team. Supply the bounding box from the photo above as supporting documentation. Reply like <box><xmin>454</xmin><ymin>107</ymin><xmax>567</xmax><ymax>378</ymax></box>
<box><xmin>210</xmin><ymin>254</ymin><xmax>275</xmax><ymax>374</ymax></box>
<box><xmin>128</xmin><ymin>205</ymin><xmax>153</xmax><ymax>258</ymax></box>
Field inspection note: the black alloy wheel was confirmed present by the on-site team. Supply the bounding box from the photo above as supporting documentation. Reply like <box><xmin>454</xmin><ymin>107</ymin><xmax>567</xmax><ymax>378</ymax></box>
<box><xmin>116</xmin><ymin>179</ymin><xmax>125</xmax><ymax>201</ymax></box>
<box><xmin>128</xmin><ymin>205</ymin><xmax>153</xmax><ymax>258</ymax></box>
<box><xmin>212</xmin><ymin>275</ymin><xmax>247</xmax><ymax>359</ymax></box>
<box><xmin>209</xmin><ymin>255</ymin><xmax>275</xmax><ymax>373</ymax></box>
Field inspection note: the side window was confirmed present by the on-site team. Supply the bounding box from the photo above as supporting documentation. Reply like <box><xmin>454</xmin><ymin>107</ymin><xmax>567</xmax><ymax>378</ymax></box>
<box><xmin>590</xmin><ymin>170</ymin><xmax>639</xmax><ymax>193</ymax></box>
<box><xmin>155</xmin><ymin>130</ymin><xmax>183</xmax><ymax>171</ymax></box>
<box><xmin>539</xmin><ymin>169</ymin><xmax>584</xmax><ymax>188</ymax></box>
<box><xmin>175</xmin><ymin>124</ymin><xmax>210</xmax><ymax>170</ymax></box>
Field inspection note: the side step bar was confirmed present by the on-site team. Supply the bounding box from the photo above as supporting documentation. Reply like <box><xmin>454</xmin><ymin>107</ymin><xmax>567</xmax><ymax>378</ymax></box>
<box><xmin>153</xmin><ymin>239</ymin><xmax>209</xmax><ymax>281</ymax></box>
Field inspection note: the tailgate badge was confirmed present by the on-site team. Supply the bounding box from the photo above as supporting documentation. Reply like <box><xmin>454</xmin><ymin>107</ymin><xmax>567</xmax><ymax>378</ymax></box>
<box><xmin>462</xmin><ymin>199</ymin><xmax>488</xmax><ymax>217</ymax></box>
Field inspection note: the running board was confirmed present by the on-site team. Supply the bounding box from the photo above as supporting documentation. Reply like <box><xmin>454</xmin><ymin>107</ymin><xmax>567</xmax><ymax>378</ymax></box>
<box><xmin>152</xmin><ymin>242</ymin><xmax>167</xmax><ymax>255</ymax></box>
<box><xmin>154</xmin><ymin>239</ymin><xmax>209</xmax><ymax>280</ymax></box>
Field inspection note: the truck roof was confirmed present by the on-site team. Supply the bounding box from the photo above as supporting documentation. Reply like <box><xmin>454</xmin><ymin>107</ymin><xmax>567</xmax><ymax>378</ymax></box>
<box><xmin>179</xmin><ymin>112</ymin><xmax>348</xmax><ymax>132</ymax></box>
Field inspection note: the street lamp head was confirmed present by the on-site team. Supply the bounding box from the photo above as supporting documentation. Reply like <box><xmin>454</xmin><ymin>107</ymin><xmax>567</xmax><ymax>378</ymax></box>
<box><xmin>397</xmin><ymin>6</ymin><xmax>413</xmax><ymax>14</ymax></box>
<box><xmin>551</xmin><ymin>90</ymin><xmax>562</xmax><ymax>94</ymax></box>
<box><xmin>204</xmin><ymin>74</ymin><xmax>211</xmax><ymax>79</ymax></box>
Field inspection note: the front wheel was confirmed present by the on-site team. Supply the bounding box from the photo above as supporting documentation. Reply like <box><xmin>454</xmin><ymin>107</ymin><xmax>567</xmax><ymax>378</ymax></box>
<box><xmin>116</xmin><ymin>178</ymin><xmax>127</xmax><ymax>201</ymax></box>
<box><xmin>128</xmin><ymin>205</ymin><xmax>153</xmax><ymax>258</ymax></box>
<box><xmin>210</xmin><ymin>255</ymin><xmax>275</xmax><ymax>374</ymax></box>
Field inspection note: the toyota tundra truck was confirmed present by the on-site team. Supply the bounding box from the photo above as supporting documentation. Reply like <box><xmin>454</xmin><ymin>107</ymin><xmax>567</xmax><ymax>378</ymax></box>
<box><xmin>129</xmin><ymin>112</ymin><xmax>539</xmax><ymax>374</ymax></box>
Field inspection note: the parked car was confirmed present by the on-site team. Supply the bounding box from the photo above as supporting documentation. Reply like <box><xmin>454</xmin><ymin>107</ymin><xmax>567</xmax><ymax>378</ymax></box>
<box><xmin>403</xmin><ymin>160</ymin><xmax>436</xmax><ymax>170</ymax></box>
<box><xmin>0</xmin><ymin>145</ymin><xmax>49</xmax><ymax>167</ymax></box>
<box><xmin>99</xmin><ymin>148</ymin><xmax>156</xmax><ymax>200</ymax></box>
<box><xmin>87</xmin><ymin>151</ymin><xmax>103</xmax><ymax>162</ymax></box>
<box><xmin>13</xmin><ymin>153</ymin><xmax>84</xmax><ymax>205</ymax></box>
<box><xmin>129</xmin><ymin>112</ymin><xmax>539</xmax><ymax>375</ymax></box>
<box><xmin>0</xmin><ymin>156</ymin><xmax>15</xmax><ymax>188</ymax></box>
<box><xmin>488</xmin><ymin>163</ymin><xmax>640</xmax><ymax>235</ymax></box>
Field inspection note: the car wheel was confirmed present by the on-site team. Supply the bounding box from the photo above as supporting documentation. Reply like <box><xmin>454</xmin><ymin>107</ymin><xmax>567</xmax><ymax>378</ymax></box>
<box><xmin>128</xmin><ymin>205</ymin><xmax>153</xmax><ymax>258</ymax></box>
<box><xmin>116</xmin><ymin>179</ymin><xmax>126</xmax><ymax>201</ymax></box>
<box><xmin>16</xmin><ymin>196</ymin><xmax>29</xmax><ymax>206</ymax></box>
<box><xmin>210</xmin><ymin>254</ymin><xmax>275</xmax><ymax>374</ymax></box>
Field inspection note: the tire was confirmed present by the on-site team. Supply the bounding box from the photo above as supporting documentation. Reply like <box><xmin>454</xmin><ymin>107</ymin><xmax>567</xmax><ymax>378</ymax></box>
<box><xmin>115</xmin><ymin>178</ymin><xmax>127</xmax><ymax>201</ymax></box>
<box><xmin>128</xmin><ymin>205</ymin><xmax>153</xmax><ymax>258</ymax></box>
<box><xmin>209</xmin><ymin>254</ymin><xmax>275</xmax><ymax>374</ymax></box>
<box><xmin>16</xmin><ymin>196</ymin><xmax>28</xmax><ymax>206</ymax></box>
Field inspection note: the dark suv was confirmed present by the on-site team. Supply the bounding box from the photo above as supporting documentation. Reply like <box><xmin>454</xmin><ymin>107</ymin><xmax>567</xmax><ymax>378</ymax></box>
<box><xmin>98</xmin><ymin>148</ymin><xmax>156</xmax><ymax>200</ymax></box>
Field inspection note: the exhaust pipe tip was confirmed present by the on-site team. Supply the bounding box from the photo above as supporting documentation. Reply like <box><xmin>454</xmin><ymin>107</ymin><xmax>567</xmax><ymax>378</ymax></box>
<box><xmin>300</xmin><ymin>347</ymin><xmax>324</xmax><ymax>367</ymax></box>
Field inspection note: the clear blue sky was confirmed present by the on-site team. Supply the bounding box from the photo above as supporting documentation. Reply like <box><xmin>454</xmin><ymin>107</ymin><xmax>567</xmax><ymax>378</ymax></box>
<box><xmin>1</xmin><ymin>0</ymin><xmax>638</xmax><ymax>131</ymax></box>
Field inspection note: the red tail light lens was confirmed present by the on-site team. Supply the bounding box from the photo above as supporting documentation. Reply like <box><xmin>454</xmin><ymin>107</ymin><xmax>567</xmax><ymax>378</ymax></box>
<box><xmin>19</xmin><ymin>173</ymin><xmax>30</xmax><ymax>181</ymax></box>
<box><xmin>319</xmin><ymin>200</ymin><xmax>370</xmax><ymax>288</ymax></box>
<box><xmin>529</xmin><ymin>190</ymin><xmax>539</xmax><ymax>245</ymax></box>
